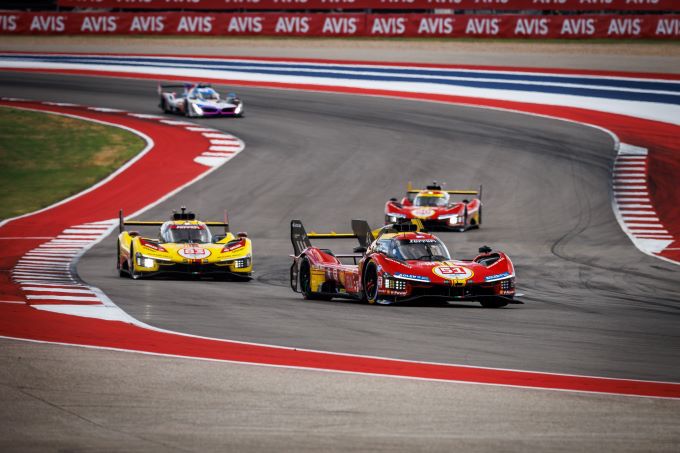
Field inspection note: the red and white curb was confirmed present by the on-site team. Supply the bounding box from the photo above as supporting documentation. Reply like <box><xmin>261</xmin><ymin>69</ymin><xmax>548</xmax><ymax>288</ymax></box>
<box><xmin>612</xmin><ymin>143</ymin><xmax>674</xmax><ymax>260</ymax></box>
<box><xmin>10</xmin><ymin>220</ymin><xmax>130</xmax><ymax>320</ymax></box>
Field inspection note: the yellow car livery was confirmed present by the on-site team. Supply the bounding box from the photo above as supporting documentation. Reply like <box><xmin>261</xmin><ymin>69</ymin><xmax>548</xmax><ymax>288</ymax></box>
<box><xmin>116</xmin><ymin>207</ymin><xmax>252</xmax><ymax>280</ymax></box>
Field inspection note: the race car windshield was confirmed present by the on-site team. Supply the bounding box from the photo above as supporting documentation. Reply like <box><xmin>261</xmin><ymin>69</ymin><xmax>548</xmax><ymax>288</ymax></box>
<box><xmin>161</xmin><ymin>224</ymin><xmax>212</xmax><ymax>243</ymax></box>
<box><xmin>196</xmin><ymin>88</ymin><xmax>218</xmax><ymax>101</ymax></box>
<box><xmin>414</xmin><ymin>195</ymin><xmax>449</xmax><ymax>207</ymax></box>
<box><xmin>393</xmin><ymin>239</ymin><xmax>451</xmax><ymax>261</ymax></box>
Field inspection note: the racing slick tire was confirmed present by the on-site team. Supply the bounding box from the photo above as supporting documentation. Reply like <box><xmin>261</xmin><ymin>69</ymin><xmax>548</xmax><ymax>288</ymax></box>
<box><xmin>363</xmin><ymin>260</ymin><xmax>388</xmax><ymax>305</ymax></box>
<box><xmin>160</xmin><ymin>98</ymin><xmax>171</xmax><ymax>114</ymax></box>
<box><xmin>480</xmin><ymin>297</ymin><xmax>509</xmax><ymax>308</ymax></box>
<box><xmin>128</xmin><ymin>244</ymin><xmax>142</xmax><ymax>280</ymax></box>
<box><xmin>116</xmin><ymin>240</ymin><xmax>126</xmax><ymax>277</ymax></box>
<box><xmin>299</xmin><ymin>257</ymin><xmax>331</xmax><ymax>301</ymax></box>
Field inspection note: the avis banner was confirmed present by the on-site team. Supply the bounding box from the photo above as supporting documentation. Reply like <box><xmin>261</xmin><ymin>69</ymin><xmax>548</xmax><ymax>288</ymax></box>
<box><xmin>1</xmin><ymin>12</ymin><xmax>678</xmax><ymax>38</ymax></box>
<box><xmin>56</xmin><ymin>0</ymin><xmax>680</xmax><ymax>12</ymax></box>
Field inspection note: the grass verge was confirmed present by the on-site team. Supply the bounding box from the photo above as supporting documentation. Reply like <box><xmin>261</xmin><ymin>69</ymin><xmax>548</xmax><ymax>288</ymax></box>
<box><xmin>0</xmin><ymin>106</ymin><xmax>146</xmax><ymax>220</ymax></box>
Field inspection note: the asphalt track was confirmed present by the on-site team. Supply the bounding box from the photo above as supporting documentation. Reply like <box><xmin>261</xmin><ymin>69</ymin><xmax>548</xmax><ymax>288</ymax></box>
<box><xmin>1</xmin><ymin>70</ymin><xmax>680</xmax><ymax>450</ymax></box>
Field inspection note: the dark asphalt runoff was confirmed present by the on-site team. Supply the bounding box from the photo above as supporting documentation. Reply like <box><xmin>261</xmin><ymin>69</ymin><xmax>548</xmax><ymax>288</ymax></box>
<box><xmin>1</xmin><ymin>72</ymin><xmax>678</xmax><ymax>383</ymax></box>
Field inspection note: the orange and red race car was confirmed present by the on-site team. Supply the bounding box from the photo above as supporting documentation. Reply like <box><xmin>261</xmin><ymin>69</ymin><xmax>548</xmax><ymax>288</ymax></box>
<box><xmin>385</xmin><ymin>182</ymin><xmax>482</xmax><ymax>231</ymax></box>
<box><xmin>290</xmin><ymin>219</ymin><xmax>518</xmax><ymax>308</ymax></box>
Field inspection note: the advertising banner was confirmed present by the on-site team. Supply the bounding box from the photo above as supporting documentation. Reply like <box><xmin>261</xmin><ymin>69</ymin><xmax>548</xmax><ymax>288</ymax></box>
<box><xmin>56</xmin><ymin>0</ymin><xmax>680</xmax><ymax>12</ymax></box>
<box><xmin>1</xmin><ymin>12</ymin><xmax>678</xmax><ymax>39</ymax></box>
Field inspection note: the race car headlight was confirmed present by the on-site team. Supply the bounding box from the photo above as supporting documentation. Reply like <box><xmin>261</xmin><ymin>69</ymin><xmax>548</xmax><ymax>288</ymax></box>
<box><xmin>135</xmin><ymin>253</ymin><xmax>155</xmax><ymax>269</ymax></box>
<box><xmin>226</xmin><ymin>253</ymin><xmax>251</xmax><ymax>269</ymax></box>
<box><xmin>438</xmin><ymin>214</ymin><xmax>462</xmax><ymax>224</ymax></box>
<box><xmin>382</xmin><ymin>274</ymin><xmax>407</xmax><ymax>291</ymax></box>
<box><xmin>192</xmin><ymin>104</ymin><xmax>203</xmax><ymax>115</ymax></box>
<box><xmin>234</xmin><ymin>102</ymin><xmax>243</xmax><ymax>114</ymax></box>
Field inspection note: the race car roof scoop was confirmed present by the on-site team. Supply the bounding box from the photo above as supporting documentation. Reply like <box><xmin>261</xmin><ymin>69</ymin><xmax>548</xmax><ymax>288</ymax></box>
<box><xmin>173</xmin><ymin>206</ymin><xmax>196</xmax><ymax>220</ymax></box>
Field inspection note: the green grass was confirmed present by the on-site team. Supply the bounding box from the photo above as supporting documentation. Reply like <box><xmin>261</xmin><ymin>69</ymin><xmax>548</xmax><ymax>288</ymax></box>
<box><xmin>0</xmin><ymin>106</ymin><xmax>146</xmax><ymax>220</ymax></box>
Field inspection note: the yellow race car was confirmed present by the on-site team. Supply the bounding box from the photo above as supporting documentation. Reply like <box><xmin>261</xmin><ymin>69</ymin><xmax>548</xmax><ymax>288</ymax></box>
<box><xmin>116</xmin><ymin>207</ymin><xmax>252</xmax><ymax>280</ymax></box>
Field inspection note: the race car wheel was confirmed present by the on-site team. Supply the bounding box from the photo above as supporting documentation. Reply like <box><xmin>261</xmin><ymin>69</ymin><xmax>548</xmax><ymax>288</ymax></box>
<box><xmin>183</xmin><ymin>100</ymin><xmax>192</xmax><ymax>117</ymax></box>
<box><xmin>363</xmin><ymin>261</ymin><xmax>380</xmax><ymax>304</ymax></box>
<box><xmin>160</xmin><ymin>98</ymin><xmax>170</xmax><ymax>114</ymax></box>
<box><xmin>116</xmin><ymin>240</ymin><xmax>126</xmax><ymax>277</ymax></box>
<box><xmin>480</xmin><ymin>297</ymin><xmax>508</xmax><ymax>308</ymax></box>
<box><xmin>128</xmin><ymin>245</ymin><xmax>142</xmax><ymax>280</ymax></box>
<box><xmin>299</xmin><ymin>257</ymin><xmax>330</xmax><ymax>301</ymax></box>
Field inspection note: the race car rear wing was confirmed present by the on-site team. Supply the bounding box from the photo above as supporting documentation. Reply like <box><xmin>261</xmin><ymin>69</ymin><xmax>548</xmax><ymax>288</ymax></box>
<box><xmin>158</xmin><ymin>82</ymin><xmax>212</xmax><ymax>94</ymax></box>
<box><xmin>119</xmin><ymin>209</ymin><xmax>230</xmax><ymax>233</ymax></box>
<box><xmin>290</xmin><ymin>219</ymin><xmax>376</xmax><ymax>256</ymax></box>
<box><xmin>406</xmin><ymin>182</ymin><xmax>482</xmax><ymax>202</ymax></box>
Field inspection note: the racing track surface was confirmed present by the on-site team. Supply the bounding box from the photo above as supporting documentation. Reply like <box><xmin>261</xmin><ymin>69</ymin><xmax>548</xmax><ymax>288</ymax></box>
<box><xmin>1</xmin><ymin>72</ymin><xmax>679</xmax><ymax>385</ymax></box>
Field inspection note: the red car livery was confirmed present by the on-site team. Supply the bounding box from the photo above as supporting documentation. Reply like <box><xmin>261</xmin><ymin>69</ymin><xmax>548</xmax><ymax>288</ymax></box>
<box><xmin>385</xmin><ymin>182</ymin><xmax>482</xmax><ymax>231</ymax></box>
<box><xmin>289</xmin><ymin>219</ymin><xmax>518</xmax><ymax>308</ymax></box>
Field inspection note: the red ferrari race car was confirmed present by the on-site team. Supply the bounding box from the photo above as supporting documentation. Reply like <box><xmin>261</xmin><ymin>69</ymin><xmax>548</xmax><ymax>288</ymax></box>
<box><xmin>385</xmin><ymin>182</ymin><xmax>482</xmax><ymax>231</ymax></box>
<box><xmin>290</xmin><ymin>219</ymin><xmax>518</xmax><ymax>307</ymax></box>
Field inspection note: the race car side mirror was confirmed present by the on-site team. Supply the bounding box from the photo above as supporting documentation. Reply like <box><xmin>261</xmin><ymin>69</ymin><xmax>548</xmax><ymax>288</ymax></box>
<box><xmin>129</xmin><ymin>231</ymin><xmax>140</xmax><ymax>237</ymax></box>
<box><xmin>353</xmin><ymin>246</ymin><xmax>366</xmax><ymax>254</ymax></box>
<box><xmin>389</xmin><ymin>198</ymin><xmax>398</xmax><ymax>202</ymax></box>
<box><xmin>237</xmin><ymin>232</ymin><xmax>248</xmax><ymax>238</ymax></box>
<box><xmin>213</xmin><ymin>234</ymin><xmax>226</xmax><ymax>242</ymax></box>
<box><xmin>478</xmin><ymin>245</ymin><xmax>492</xmax><ymax>254</ymax></box>
<box><xmin>462</xmin><ymin>199</ymin><xmax>469</xmax><ymax>204</ymax></box>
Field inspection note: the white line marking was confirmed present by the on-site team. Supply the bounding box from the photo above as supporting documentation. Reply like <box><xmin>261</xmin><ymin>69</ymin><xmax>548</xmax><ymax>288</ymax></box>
<box><xmin>186</xmin><ymin>127</ymin><xmax>215</xmax><ymax>132</ymax></box>
<box><xmin>26</xmin><ymin>295</ymin><xmax>101</xmax><ymax>302</ymax></box>
<box><xmin>22</xmin><ymin>287</ymin><xmax>95</xmax><ymax>294</ymax></box>
<box><xmin>88</xmin><ymin>107</ymin><xmax>124</xmax><ymax>112</ymax></box>
<box><xmin>618</xmin><ymin>144</ymin><xmax>648</xmax><ymax>155</ymax></box>
<box><xmin>127</xmin><ymin>113</ymin><xmax>164</xmax><ymax>119</ymax></box>
<box><xmin>0</xmin><ymin>236</ymin><xmax>54</xmax><ymax>240</ymax></box>
<box><xmin>626</xmin><ymin>223</ymin><xmax>665</xmax><ymax>228</ymax></box>
<box><xmin>209</xmin><ymin>139</ymin><xmax>238</xmax><ymax>145</ymax></box>
<box><xmin>202</xmin><ymin>152</ymin><xmax>235</xmax><ymax>157</ymax></box>
<box><xmin>0</xmin><ymin>300</ymin><xmax>25</xmax><ymax>304</ymax></box>
<box><xmin>62</xmin><ymin>229</ymin><xmax>108</xmax><ymax>234</ymax></box>
<box><xmin>13</xmin><ymin>282</ymin><xmax>84</xmax><ymax>288</ymax></box>
<box><xmin>202</xmin><ymin>133</ymin><xmax>234</xmax><ymax>139</ymax></box>
<box><xmin>31</xmin><ymin>305</ymin><xmax>129</xmax><ymax>321</ymax></box>
<box><xmin>209</xmin><ymin>145</ymin><xmax>240</xmax><ymax>152</ymax></box>
<box><xmin>160</xmin><ymin>120</ymin><xmax>195</xmax><ymax>125</ymax></box>
<box><xmin>631</xmin><ymin>229</ymin><xmax>669</xmax><ymax>234</ymax></box>
<box><xmin>613</xmin><ymin>179</ymin><xmax>647</xmax><ymax>183</ymax></box>
<box><xmin>613</xmin><ymin>185</ymin><xmax>647</xmax><ymax>190</ymax></box>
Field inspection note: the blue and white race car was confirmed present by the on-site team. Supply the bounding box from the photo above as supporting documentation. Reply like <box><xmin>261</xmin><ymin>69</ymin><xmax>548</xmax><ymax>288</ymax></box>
<box><xmin>158</xmin><ymin>83</ymin><xmax>244</xmax><ymax>118</ymax></box>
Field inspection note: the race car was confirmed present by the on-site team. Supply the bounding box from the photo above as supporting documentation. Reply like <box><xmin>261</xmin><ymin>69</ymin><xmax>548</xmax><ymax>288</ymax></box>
<box><xmin>385</xmin><ymin>182</ymin><xmax>482</xmax><ymax>231</ymax></box>
<box><xmin>117</xmin><ymin>207</ymin><xmax>252</xmax><ymax>280</ymax></box>
<box><xmin>158</xmin><ymin>82</ymin><xmax>244</xmax><ymax>118</ymax></box>
<box><xmin>290</xmin><ymin>219</ymin><xmax>518</xmax><ymax>307</ymax></box>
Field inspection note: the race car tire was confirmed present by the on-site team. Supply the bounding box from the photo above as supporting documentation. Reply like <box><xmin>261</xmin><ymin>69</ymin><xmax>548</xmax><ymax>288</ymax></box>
<box><xmin>160</xmin><ymin>98</ymin><xmax>170</xmax><ymax>114</ymax></box>
<box><xmin>299</xmin><ymin>257</ymin><xmax>330</xmax><ymax>301</ymax></box>
<box><xmin>116</xmin><ymin>240</ymin><xmax>126</xmax><ymax>277</ymax></box>
<box><xmin>183</xmin><ymin>100</ymin><xmax>191</xmax><ymax>117</ymax></box>
<box><xmin>128</xmin><ymin>244</ymin><xmax>142</xmax><ymax>280</ymax></box>
<box><xmin>363</xmin><ymin>261</ymin><xmax>380</xmax><ymax>304</ymax></box>
<box><xmin>480</xmin><ymin>297</ymin><xmax>509</xmax><ymax>308</ymax></box>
